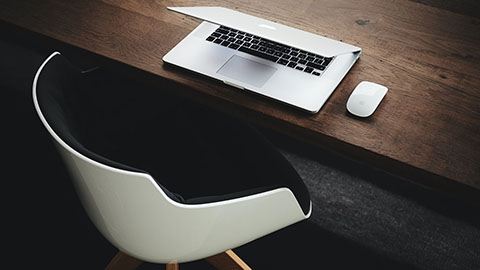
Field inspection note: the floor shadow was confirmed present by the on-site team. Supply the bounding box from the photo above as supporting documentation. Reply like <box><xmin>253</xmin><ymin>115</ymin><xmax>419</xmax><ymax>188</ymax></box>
<box><xmin>140</xmin><ymin>220</ymin><xmax>416</xmax><ymax>270</ymax></box>
<box><xmin>262</xmin><ymin>128</ymin><xmax>480</xmax><ymax>229</ymax></box>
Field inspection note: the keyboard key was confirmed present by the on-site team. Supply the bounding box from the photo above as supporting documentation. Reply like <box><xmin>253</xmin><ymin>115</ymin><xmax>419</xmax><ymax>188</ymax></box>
<box><xmin>277</xmin><ymin>59</ymin><xmax>289</xmax><ymax>65</ymax></box>
<box><xmin>250</xmin><ymin>44</ymin><xmax>259</xmax><ymax>50</ymax></box>
<box><xmin>295</xmin><ymin>66</ymin><xmax>304</xmax><ymax>71</ymax></box>
<box><xmin>306</xmin><ymin>56</ymin><xmax>314</xmax><ymax>61</ymax></box>
<box><xmin>267</xmin><ymin>49</ymin><xmax>275</xmax><ymax>54</ymax></box>
<box><xmin>216</xmin><ymin>29</ymin><xmax>229</xmax><ymax>35</ymax></box>
<box><xmin>212</xmin><ymin>32</ymin><xmax>221</xmax><ymax>37</ymax></box>
<box><xmin>281</xmin><ymin>54</ymin><xmax>290</xmax><ymax>59</ymax></box>
<box><xmin>258</xmin><ymin>46</ymin><xmax>267</xmax><ymax>52</ymax></box>
<box><xmin>298</xmin><ymin>54</ymin><xmax>307</xmax><ymax>59</ymax></box>
<box><xmin>221</xmin><ymin>41</ymin><xmax>230</xmax><ymax>46</ymax></box>
<box><xmin>237</xmin><ymin>35</ymin><xmax>245</xmax><ymax>40</ymax></box>
<box><xmin>251</xmin><ymin>39</ymin><xmax>259</xmax><ymax>44</ymax></box>
<box><xmin>290</xmin><ymin>57</ymin><xmax>299</xmax><ymax>62</ymax></box>
<box><xmin>287</xmin><ymin>62</ymin><xmax>297</xmax><ymax>68</ymax></box>
<box><xmin>244</xmin><ymin>42</ymin><xmax>252</xmax><ymax>47</ymax></box>
<box><xmin>227</xmin><ymin>37</ymin><xmax>236</xmax><ymax>42</ymax></box>
<box><xmin>304</xmin><ymin>67</ymin><xmax>314</xmax><ymax>73</ymax></box>
<box><xmin>229</xmin><ymin>43</ymin><xmax>240</xmax><ymax>49</ymax></box>
<box><xmin>206</xmin><ymin>36</ymin><xmax>215</xmax><ymax>42</ymax></box>
<box><xmin>314</xmin><ymin>58</ymin><xmax>324</xmax><ymax>64</ymax></box>
<box><xmin>235</xmin><ymin>40</ymin><xmax>244</xmax><ymax>45</ymax></box>
<box><xmin>274</xmin><ymin>51</ymin><xmax>283</xmax><ymax>57</ymax></box>
<box><xmin>306</xmin><ymin>62</ymin><xmax>325</xmax><ymax>70</ymax></box>
<box><xmin>220</xmin><ymin>35</ymin><xmax>228</xmax><ymax>40</ymax></box>
<box><xmin>290</xmin><ymin>51</ymin><xmax>298</xmax><ymax>57</ymax></box>
<box><xmin>213</xmin><ymin>38</ymin><xmax>223</xmax><ymax>44</ymax></box>
<box><xmin>323</xmin><ymin>57</ymin><xmax>333</xmax><ymax>66</ymax></box>
<box><xmin>312</xmin><ymin>71</ymin><xmax>321</xmax><ymax>76</ymax></box>
<box><xmin>306</xmin><ymin>62</ymin><xmax>322</xmax><ymax>69</ymax></box>
<box><xmin>228</xmin><ymin>32</ymin><xmax>236</xmax><ymax>37</ymax></box>
<box><xmin>238</xmin><ymin>46</ymin><xmax>279</xmax><ymax>62</ymax></box>
<box><xmin>298</xmin><ymin>59</ymin><xmax>307</xmax><ymax>65</ymax></box>
<box><xmin>244</xmin><ymin>37</ymin><xmax>252</xmax><ymax>42</ymax></box>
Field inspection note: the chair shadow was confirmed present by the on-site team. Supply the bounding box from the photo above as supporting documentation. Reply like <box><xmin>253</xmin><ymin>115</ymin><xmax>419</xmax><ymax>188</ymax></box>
<box><xmin>140</xmin><ymin>220</ymin><xmax>417</xmax><ymax>270</ymax></box>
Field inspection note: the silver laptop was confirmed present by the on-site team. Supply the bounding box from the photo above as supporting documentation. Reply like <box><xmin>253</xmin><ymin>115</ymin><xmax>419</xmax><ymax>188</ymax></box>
<box><xmin>163</xmin><ymin>7</ymin><xmax>361</xmax><ymax>113</ymax></box>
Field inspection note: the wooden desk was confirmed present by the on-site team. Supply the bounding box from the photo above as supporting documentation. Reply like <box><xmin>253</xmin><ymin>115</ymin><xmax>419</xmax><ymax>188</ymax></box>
<box><xmin>1</xmin><ymin>0</ymin><xmax>479</xmax><ymax>203</ymax></box>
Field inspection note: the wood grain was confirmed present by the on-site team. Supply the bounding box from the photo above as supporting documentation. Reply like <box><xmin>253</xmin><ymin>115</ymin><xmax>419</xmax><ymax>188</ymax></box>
<box><xmin>166</xmin><ymin>263</ymin><xmax>179</xmax><ymax>270</ymax></box>
<box><xmin>0</xmin><ymin>0</ymin><xmax>479</xmax><ymax>203</ymax></box>
<box><xmin>410</xmin><ymin>0</ymin><xmax>480</xmax><ymax>17</ymax></box>
<box><xmin>105</xmin><ymin>251</ymin><xmax>143</xmax><ymax>270</ymax></box>
<box><xmin>205</xmin><ymin>250</ymin><xmax>252</xmax><ymax>270</ymax></box>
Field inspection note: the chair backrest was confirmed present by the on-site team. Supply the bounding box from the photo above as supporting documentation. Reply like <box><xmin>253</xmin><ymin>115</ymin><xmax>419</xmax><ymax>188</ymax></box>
<box><xmin>33</xmin><ymin>52</ymin><xmax>309</xmax><ymax>264</ymax></box>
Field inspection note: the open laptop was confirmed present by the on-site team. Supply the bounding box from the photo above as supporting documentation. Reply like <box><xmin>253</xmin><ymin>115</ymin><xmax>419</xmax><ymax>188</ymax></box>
<box><xmin>163</xmin><ymin>7</ymin><xmax>361</xmax><ymax>113</ymax></box>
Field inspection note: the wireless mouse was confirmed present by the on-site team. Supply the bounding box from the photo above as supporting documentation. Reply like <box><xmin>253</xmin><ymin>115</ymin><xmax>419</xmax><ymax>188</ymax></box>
<box><xmin>346</xmin><ymin>81</ymin><xmax>388</xmax><ymax>117</ymax></box>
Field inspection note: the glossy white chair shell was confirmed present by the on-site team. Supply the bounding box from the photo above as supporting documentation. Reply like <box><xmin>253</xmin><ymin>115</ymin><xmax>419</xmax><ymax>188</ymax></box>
<box><xmin>33</xmin><ymin>52</ymin><xmax>311</xmax><ymax>264</ymax></box>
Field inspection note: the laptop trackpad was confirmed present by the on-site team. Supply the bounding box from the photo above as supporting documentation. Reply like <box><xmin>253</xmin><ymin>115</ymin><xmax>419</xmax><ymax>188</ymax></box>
<box><xmin>217</xmin><ymin>55</ymin><xmax>277</xmax><ymax>88</ymax></box>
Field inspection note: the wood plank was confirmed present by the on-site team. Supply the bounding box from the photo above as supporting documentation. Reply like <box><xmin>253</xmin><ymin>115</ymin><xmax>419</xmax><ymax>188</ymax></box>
<box><xmin>409</xmin><ymin>0</ymin><xmax>480</xmax><ymax>17</ymax></box>
<box><xmin>105</xmin><ymin>251</ymin><xmax>143</xmax><ymax>270</ymax></box>
<box><xmin>166</xmin><ymin>263</ymin><xmax>179</xmax><ymax>270</ymax></box>
<box><xmin>205</xmin><ymin>250</ymin><xmax>252</xmax><ymax>270</ymax></box>
<box><xmin>0</xmin><ymin>0</ymin><xmax>478</xmax><ymax>203</ymax></box>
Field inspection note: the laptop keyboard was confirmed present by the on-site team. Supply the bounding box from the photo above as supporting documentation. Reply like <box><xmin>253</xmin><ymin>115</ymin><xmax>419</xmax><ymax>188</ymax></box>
<box><xmin>206</xmin><ymin>25</ymin><xmax>334</xmax><ymax>77</ymax></box>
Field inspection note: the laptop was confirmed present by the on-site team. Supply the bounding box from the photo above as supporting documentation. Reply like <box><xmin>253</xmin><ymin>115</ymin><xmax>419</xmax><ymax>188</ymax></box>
<box><xmin>163</xmin><ymin>7</ymin><xmax>361</xmax><ymax>113</ymax></box>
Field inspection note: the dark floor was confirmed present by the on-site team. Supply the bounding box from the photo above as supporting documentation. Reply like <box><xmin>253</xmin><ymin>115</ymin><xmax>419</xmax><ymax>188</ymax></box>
<box><xmin>271</xmin><ymin>132</ymin><xmax>480</xmax><ymax>270</ymax></box>
<box><xmin>2</xmin><ymin>19</ymin><xmax>480</xmax><ymax>270</ymax></box>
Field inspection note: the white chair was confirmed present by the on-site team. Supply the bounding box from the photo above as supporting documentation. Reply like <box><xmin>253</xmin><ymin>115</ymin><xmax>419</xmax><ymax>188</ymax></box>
<box><xmin>33</xmin><ymin>52</ymin><xmax>311</xmax><ymax>269</ymax></box>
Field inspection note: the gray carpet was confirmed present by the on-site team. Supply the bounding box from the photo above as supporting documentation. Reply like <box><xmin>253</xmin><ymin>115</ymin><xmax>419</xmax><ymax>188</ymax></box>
<box><xmin>272</xmin><ymin>135</ymin><xmax>480</xmax><ymax>270</ymax></box>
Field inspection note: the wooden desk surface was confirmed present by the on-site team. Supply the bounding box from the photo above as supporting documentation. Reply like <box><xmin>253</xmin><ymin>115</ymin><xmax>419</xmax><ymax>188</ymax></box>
<box><xmin>1</xmin><ymin>0</ymin><xmax>479</xmax><ymax>203</ymax></box>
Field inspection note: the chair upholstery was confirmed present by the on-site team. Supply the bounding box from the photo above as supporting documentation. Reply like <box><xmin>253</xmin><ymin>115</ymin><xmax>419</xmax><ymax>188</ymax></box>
<box><xmin>33</xmin><ymin>52</ymin><xmax>311</xmax><ymax>264</ymax></box>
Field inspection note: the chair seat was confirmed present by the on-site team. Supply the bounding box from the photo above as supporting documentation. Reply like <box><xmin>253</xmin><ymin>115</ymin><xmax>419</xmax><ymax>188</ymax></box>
<box><xmin>47</xmin><ymin>61</ymin><xmax>310</xmax><ymax>214</ymax></box>
<box><xmin>34</xmin><ymin>52</ymin><xmax>311</xmax><ymax>264</ymax></box>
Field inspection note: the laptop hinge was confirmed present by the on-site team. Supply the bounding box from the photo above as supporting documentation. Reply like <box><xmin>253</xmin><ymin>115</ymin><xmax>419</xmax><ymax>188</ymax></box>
<box><xmin>168</xmin><ymin>6</ymin><xmax>362</xmax><ymax>58</ymax></box>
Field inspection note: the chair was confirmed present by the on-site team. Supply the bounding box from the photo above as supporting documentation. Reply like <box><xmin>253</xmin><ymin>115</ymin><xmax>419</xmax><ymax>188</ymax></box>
<box><xmin>32</xmin><ymin>52</ymin><xmax>311</xmax><ymax>269</ymax></box>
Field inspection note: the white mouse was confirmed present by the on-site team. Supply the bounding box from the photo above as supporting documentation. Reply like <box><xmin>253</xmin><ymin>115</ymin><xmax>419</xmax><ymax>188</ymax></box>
<box><xmin>346</xmin><ymin>81</ymin><xmax>388</xmax><ymax>117</ymax></box>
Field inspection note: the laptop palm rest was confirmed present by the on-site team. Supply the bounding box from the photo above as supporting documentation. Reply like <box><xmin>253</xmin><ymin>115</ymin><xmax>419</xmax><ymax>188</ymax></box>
<box><xmin>217</xmin><ymin>55</ymin><xmax>277</xmax><ymax>88</ymax></box>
